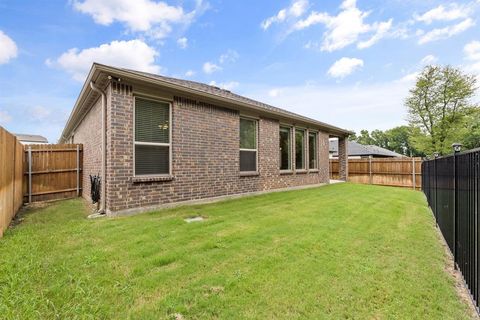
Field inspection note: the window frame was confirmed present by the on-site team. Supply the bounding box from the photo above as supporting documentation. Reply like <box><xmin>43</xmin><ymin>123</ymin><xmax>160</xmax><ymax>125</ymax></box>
<box><xmin>308</xmin><ymin>130</ymin><xmax>319</xmax><ymax>171</ymax></box>
<box><xmin>239</xmin><ymin>116</ymin><xmax>258</xmax><ymax>173</ymax></box>
<box><xmin>294</xmin><ymin>127</ymin><xmax>307</xmax><ymax>171</ymax></box>
<box><xmin>133</xmin><ymin>95</ymin><xmax>173</xmax><ymax>177</ymax></box>
<box><xmin>279</xmin><ymin>124</ymin><xmax>293</xmax><ymax>172</ymax></box>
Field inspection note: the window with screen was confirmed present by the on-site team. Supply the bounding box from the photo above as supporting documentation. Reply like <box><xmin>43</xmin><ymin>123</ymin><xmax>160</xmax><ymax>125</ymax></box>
<box><xmin>309</xmin><ymin>132</ymin><xmax>318</xmax><ymax>169</ymax></box>
<box><xmin>279</xmin><ymin>126</ymin><xmax>291</xmax><ymax>170</ymax></box>
<box><xmin>134</xmin><ymin>97</ymin><xmax>171</xmax><ymax>176</ymax></box>
<box><xmin>240</xmin><ymin>118</ymin><xmax>257</xmax><ymax>172</ymax></box>
<box><xmin>295</xmin><ymin>129</ymin><xmax>305</xmax><ymax>170</ymax></box>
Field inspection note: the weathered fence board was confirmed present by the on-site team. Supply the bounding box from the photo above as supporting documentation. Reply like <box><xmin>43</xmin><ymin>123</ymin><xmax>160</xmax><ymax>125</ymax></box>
<box><xmin>330</xmin><ymin>157</ymin><xmax>422</xmax><ymax>189</ymax></box>
<box><xmin>24</xmin><ymin>144</ymin><xmax>83</xmax><ymax>203</ymax></box>
<box><xmin>0</xmin><ymin>126</ymin><xmax>24</xmax><ymax>237</ymax></box>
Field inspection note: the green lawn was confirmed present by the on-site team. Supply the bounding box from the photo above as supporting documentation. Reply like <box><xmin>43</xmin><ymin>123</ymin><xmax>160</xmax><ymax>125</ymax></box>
<box><xmin>0</xmin><ymin>183</ymin><xmax>472</xmax><ymax>319</ymax></box>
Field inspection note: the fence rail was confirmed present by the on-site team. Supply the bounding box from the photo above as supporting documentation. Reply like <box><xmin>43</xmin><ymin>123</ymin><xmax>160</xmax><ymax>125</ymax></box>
<box><xmin>24</xmin><ymin>144</ymin><xmax>83</xmax><ymax>203</ymax></box>
<box><xmin>330</xmin><ymin>157</ymin><xmax>422</xmax><ymax>189</ymax></box>
<box><xmin>422</xmin><ymin>150</ymin><xmax>480</xmax><ymax>311</ymax></box>
<box><xmin>0</xmin><ymin>126</ymin><xmax>24</xmax><ymax>237</ymax></box>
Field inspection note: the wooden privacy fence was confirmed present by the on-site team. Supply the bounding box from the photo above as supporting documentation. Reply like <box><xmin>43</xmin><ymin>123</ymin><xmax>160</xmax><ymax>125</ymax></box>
<box><xmin>330</xmin><ymin>157</ymin><xmax>422</xmax><ymax>189</ymax></box>
<box><xmin>0</xmin><ymin>127</ymin><xmax>23</xmax><ymax>237</ymax></box>
<box><xmin>24</xmin><ymin>144</ymin><xmax>83</xmax><ymax>203</ymax></box>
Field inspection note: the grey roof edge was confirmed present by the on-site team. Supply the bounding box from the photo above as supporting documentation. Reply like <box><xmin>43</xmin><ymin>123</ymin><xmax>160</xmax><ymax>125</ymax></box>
<box><xmin>329</xmin><ymin>140</ymin><xmax>405</xmax><ymax>157</ymax></box>
<box><xmin>60</xmin><ymin>63</ymin><xmax>353</xmax><ymax>142</ymax></box>
<box><xmin>14</xmin><ymin>133</ymin><xmax>48</xmax><ymax>143</ymax></box>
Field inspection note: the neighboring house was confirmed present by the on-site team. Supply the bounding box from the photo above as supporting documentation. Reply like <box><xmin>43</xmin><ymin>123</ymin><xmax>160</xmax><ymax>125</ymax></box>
<box><xmin>60</xmin><ymin>63</ymin><xmax>351</xmax><ymax>216</ymax></box>
<box><xmin>14</xmin><ymin>133</ymin><xmax>48</xmax><ymax>145</ymax></box>
<box><xmin>329</xmin><ymin>140</ymin><xmax>405</xmax><ymax>159</ymax></box>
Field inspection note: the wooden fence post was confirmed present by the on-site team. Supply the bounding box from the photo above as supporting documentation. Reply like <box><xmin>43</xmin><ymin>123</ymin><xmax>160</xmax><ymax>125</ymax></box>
<box><xmin>369</xmin><ymin>156</ymin><xmax>372</xmax><ymax>185</ymax></box>
<box><xmin>76</xmin><ymin>145</ymin><xmax>80</xmax><ymax>197</ymax></box>
<box><xmin>28</xmin><ymin>146</ymin><xmax>32</xmax><ymax>204</ymax></box>
<box><xmin>412</xmin><ymin>157</ymin><xmax>416</xmax><ymax>190</ymax></box>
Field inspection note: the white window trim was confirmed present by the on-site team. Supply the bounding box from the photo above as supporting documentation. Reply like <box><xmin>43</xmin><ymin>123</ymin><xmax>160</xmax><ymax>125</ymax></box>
<box><xmin>308</xmin><ymin>130</ymin><xmax>319</xmax><ymax>171</ymax></box>
<box><xmin>133</xmin><ymin>95</ymin><xmax>173</xmax><ymax>177</ymax></box>
<box><xmin>279</xmin><ymin>125</ymin><xmax>293</xmax><ymax>172</ymax></box>
<box><xmin>239</xmin><ymin>116</ymin><xmax>258</xmax><ymax>173</ymax></box>
<box><xmin>294</xmin><ymin>127</ymin><xmax>307</xmax><ymax>172</ymax></box>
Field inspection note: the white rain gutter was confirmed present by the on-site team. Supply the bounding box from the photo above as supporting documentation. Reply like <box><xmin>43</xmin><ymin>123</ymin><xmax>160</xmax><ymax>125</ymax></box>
<box><xmin>89</xmin><ymin>81</ymin><xmax>107</xmax><ymax>214</ymax></box>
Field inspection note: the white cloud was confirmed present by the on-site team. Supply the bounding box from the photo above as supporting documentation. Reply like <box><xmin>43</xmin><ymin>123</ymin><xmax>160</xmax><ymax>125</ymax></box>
<box><xmin>268</xmin><ymin>88</ymin><xmax>282</xmax><ymax>97</ymax></box>
<box><xmin>464</xmin><ymin>40</ymin><xmax>480</xmax><ymax>77</ymax></box>
<box><xmin>245</xmin><ymin>78</ymin><xmax>415</xmax><ymax>133</ymax></box>
<box><xmin>73</xmin><ymin>0</ymin><xmax>206</xmax><ymax>39</ymax></box>
<box><xmin>185</xmin><ymin>70</ymin><xmax>195</xmax><ymax>77</ymax></box>
<box><xmin>418</xmin><ymin>18</ymin><xmax>475</xmax><ymax>44</ymax></box>
<box><xmin>0</xmin><ymin>31</ymin><xmax>18</xmax><ymax>64</ymax></box>
<box><xmin>177</xmin><ymin>37</ymin><xmax>188</xmax><ymax>49</ymax></box>
<box><xmin>29</xmin><ymin>106</ymin><xmax>51</xmax><ymax>121</ymax></box>
<box><xmin>261</xmin><ymin>0</ymin><xmax>308</xmax><ymax>30</ymax></box>
<box><xmin>397</xmin><ymin>72</ymin><xmax>419</xmax><ymax>83</ymax></box>
<box><xmin>0</xmin><ymin>110</ymin><xmax>12</xmax><ymax>124</ymax></box>
<box><xmin>292</xmin><ymin>0</ymin><xmax>394</xmax><ymax>51</ymax></box>
<box><xmin>357</xmin><ymin>19</ymin><xmax>393</xmax><ymax>49</ymax></box>
<box><xmin>327</xmin><ymin>57</ymin><xmax>364</xmax><ymax>78</ymax></box>
<box><xmin>48</xmin><ymin>39</ymin><xmax>160</xmax><ymax>81</ymax></box>
<box><xmin>415</xmin><ymin>3</ymin><xmax>472</xmax><ymax>24</ymax></box>
<box><xmin>420</xmin><ymin>54</ymin><xmax>438</xmax><ymax>65</ymax></box>
<box><xmin>203</xmin><ymin>62</ymin><xmax>222</xmax><ymax>74</ymax></box>
<box><xmin>203</xmin><ymin>49</ymin><xmax>239</xmax><ymax>74</ymax></box>
<box><xmin>209</xmin><ymin>80</ymin><xmax>239</xmax><ymax>91</ymax></box>
<box><xmin>219</xmin><ymin>49</ymin><xmax>239</xmax><ymax>64</ymax></box>
<box><xmin>464</xmin><ymin>40</ymin><xmax>480</xmax><ymax>60</ymax></box>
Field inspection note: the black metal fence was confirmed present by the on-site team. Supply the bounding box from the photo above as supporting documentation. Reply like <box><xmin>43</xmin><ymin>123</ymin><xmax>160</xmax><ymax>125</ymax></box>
<box><xmin>422</xmin><ymin>149</ymin><xmax>479</xmax><ymax>311</ymax></box>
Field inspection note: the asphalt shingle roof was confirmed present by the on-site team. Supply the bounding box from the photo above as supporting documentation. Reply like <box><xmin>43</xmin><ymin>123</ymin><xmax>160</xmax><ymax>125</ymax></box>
<box><xmin>329</xmin><ymin>140</ymin><xmax>405</xmax><ymax>157</ymax></box>
<box><xmin>14</xmin><ymin>133</ymin><xmax>48</xmax><ymax>143</ymax></box>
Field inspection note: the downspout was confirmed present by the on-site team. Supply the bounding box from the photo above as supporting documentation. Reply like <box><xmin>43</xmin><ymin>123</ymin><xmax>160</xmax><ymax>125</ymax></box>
<box><xmin>90</xmin><ymin>81</ymin><xmax>107</xmax><ymax>214</ymax></box>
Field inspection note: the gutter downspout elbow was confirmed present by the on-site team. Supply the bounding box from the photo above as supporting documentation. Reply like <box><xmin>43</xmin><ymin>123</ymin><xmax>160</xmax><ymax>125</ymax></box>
<box><xmin>90</xmin><ymin>81</ymin><xmax>107</xmax><ymax>214</ymax></box>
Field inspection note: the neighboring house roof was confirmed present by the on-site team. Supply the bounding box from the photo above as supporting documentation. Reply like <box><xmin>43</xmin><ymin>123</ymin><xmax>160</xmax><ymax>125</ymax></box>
<box><xmin>60</xmin><ymin>63</ymin><xmax>352</xmax><ymax>142</ymax></box>
<box><xmin>14</xmin><ymin>133</ymin><xmax>48</xmax><ymax>144</ymax></box>
<box><xmin>329</xmin><ymin>140</ymin><xmax>405</xmax><ymax>158</ymax></box>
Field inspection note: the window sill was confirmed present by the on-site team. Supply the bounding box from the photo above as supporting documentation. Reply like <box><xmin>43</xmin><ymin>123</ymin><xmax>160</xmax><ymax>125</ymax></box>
<box><xmin>240</xmin><ymin>171</ymin><xmax>259</xmax><ymax>177</ymax></box>
<box><xmin>280</xmin><ymin>170</ymin><xmax>293</xmax><ymax>175</ymax></box>
<box><xmin>309</xmin><ymin>169</ymin><xmax>319</xmax><ymax>173</ymax></box>
<box><xmin>296</xmin><ymin>169</ymin><xmax>308</xmax><ymax>174</ymax></box>
<box><xmin>132</xmin><ymin>175</ymin><xmax>174</xmax><ymax>183</ymax></box>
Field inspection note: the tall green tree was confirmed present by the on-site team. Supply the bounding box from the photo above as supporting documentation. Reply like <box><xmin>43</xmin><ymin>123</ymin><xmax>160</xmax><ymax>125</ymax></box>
<box><xmin>457</xmin><ymin>108</ymin><xmax>480</xmax><ymax>150</ymax></box>
<box><xmin>406</xmin><ymin>65</ymin><xmax>477</xmax><ymax>155</ymax></box>
<box><xmin>384</xmin><ymin>126</ymin><xmax>425</xmax><ymax>157</ymax></box>
<box><xmin>356</xmin><ymin>129</ymin><xmax>374</xmax><ymax>145</ymax></box>
<box><xmin>349</xmin><ymin>126</ymin><xmax>425</xmax><ymax>157</ymax></box>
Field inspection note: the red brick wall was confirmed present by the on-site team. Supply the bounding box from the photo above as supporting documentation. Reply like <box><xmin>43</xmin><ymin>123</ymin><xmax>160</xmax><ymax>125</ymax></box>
<box><xmin>73</xmin><ymin>97</ymin><xmax>102</xmax><ymax>204</ymax></box>
<box><xmin>81</xmin><ymin>80</ymin><xmax>331</xmax><ymax>214</ymax></box>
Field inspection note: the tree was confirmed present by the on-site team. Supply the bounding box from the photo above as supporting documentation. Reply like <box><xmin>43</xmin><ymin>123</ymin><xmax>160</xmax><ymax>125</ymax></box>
<box><xmin>458</xmin><ymin>108</ymin><xmax>480</xmax><ymax>150</ymax></box>
<box><xmin>370</xmin><ymin>129</ymin><xmax>389</xmax><ymax>149</ymax></box>
<box><xmin>356</xmin><ymin>129</ymin><xmax>374</xmax><ymax>145</ymax></box>
<box><xmin>384</xmin><ymin>126</ymin><xmax>425</xmax><ymax>157</ymax></box>
<box><xmin>406</xmin><ymin>65</ymin><xmax>477</xmax><ymax>155</ymax></box>
<box><xmin>349</xmin><ymin>126</ymin><xmax>425</xmax><ymax>157</ymax></box>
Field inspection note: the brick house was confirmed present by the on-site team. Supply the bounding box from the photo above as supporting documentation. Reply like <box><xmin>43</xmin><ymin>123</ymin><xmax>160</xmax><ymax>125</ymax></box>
<box><xmin>60</xmin><ymin>63</ymin><xmax>350</xmax><ymax>215</ymax></box>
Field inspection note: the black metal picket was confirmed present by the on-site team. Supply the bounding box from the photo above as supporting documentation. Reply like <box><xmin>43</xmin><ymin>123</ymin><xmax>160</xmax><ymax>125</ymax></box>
<box><xmin>422</xmin><ymin>149</ymin><xmax>480</xmax><ymax>311</ymax></box>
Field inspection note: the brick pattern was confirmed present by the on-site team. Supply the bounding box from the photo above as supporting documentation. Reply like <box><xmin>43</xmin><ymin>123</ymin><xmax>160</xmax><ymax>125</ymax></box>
<box><xmin>73</xmin><ymin>97</ymin><xmax>102</xmax><ymax>203</ymax></box>
<box><xmin>338</xmin><ymin>136</ymin><xmax>348</xmax><ymax>181</ymax></box>
<box><xmin>76</xmin><ymin>80</ymin><xmax>332</xmax><ymax>214</ymax></box>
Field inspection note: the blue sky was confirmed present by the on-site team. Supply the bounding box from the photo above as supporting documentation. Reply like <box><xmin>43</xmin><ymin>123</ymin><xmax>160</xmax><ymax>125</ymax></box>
<box><xmin>0</xmin><ymin>0</ymin><xmax>479</xmax><ymax>142</ymax></box>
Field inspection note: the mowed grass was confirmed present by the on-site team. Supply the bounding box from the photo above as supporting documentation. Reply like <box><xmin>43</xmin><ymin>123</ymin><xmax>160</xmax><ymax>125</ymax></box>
<box><xmin>0</xmin><ymin>183</ymin><xmax>472</xmax><ymax>319</ymax></box>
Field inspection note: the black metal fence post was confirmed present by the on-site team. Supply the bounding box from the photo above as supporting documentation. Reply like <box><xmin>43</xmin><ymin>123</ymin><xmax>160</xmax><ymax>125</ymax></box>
<box><xmin>434</xmin><ymin>154</ymin><xmax>438</xmax><ymax>224</ymax></box>
<box><xmin>422</xmin><ymin>145</ymin><xmax>480</xmax><ymax>312</ymax></box>
<box><xmin>453</xmin><ymin>149</ymin><xmax>457</xmax><ymax>268</ymax></box>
